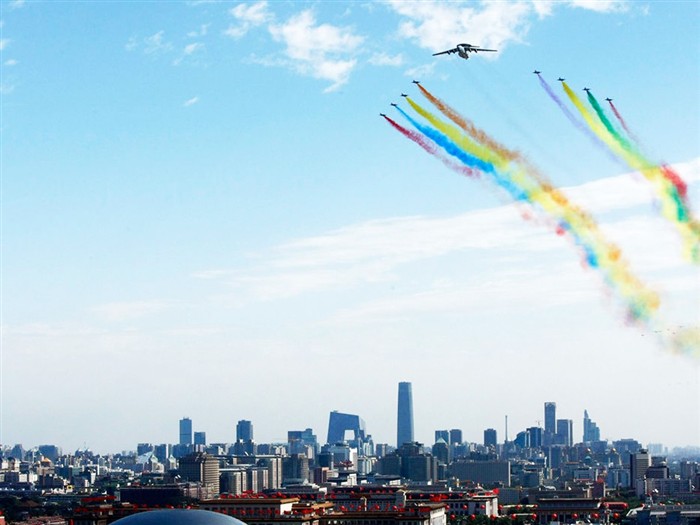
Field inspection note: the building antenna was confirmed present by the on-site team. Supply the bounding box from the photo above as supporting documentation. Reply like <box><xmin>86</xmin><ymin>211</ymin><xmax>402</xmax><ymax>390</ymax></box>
<box><xmin>505</xmin><ymin>415</ymin><xmax>509</xmax><ymax>443</ymax></box>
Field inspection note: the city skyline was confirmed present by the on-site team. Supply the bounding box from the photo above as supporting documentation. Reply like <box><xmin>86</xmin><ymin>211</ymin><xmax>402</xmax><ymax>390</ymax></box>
<box><xmin>3</xmin><ymin>399</ymin><xmax>689</xmax><ymax>457</ymax></box>
<box><xmin>2</xmin><ymin>1</ymin><xmax>698</xmax><ymax>453</ymax></box>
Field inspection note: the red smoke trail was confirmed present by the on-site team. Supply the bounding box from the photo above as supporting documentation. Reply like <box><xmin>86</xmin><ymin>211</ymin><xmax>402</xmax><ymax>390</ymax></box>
<box><xmin>382</xmin><ymin>115</ymin><xmax>477</xmax><ymax>179</ymax></box>
<box><xmin>661</xmin><ymin>164</ymin><xmax>688</xmax><ymax>200</ymax></box>
<box><xmin>607</xmin><ymin>99</ymin><xmax>635</xmax><ymax>138</ymax></box>
<box><xmin>608</xmin><ymin>101</ymin><xmax>689</xmax><ymax>202</ymax></box>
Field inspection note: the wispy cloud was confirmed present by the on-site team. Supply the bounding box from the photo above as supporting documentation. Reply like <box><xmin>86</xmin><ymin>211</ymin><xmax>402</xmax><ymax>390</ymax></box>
<box><xmin>126</xmin><ymin>30</ymin><xmax>173</xmax><ymax>55</ymax></box>
<box><xmin>4</xmin><ymin>59</ymin><xmax>18</xmax><ymax>66</ymax></box>
<box><xmin>183</xmin><ymin>96</ymin><xmax>199</xmax><ymax>107</ymax></box>
<box><xmin>225</xmin><ymin>1</ymin><xmax>273</xmax><ymax>39</ymax></box>
<box><xmin>368</xmin><ymin>52</ymin><xmax>404</xmax><ymax>67</ymax></box>
<box><xmin>173</xmin><ymin>42</ymin><xmax>205</xmax><ymax>65</ymax></box>
<box><xmin>268</xmin><ymin>9</ymin><xmax>364</xmax><ymax>92</ymax></box>
<box><xmin>194</xmin><ymin>159</ymin><xmax>699</xmax><ymax>305</ymax></box>
<box><xmin>568</xmin><ymin>0</ymin><xmax>629</xmax><ymax>13</ymax></box>
<box><xmin>386</xmin><ymin>0</ymin><xmax>632</xmax><ymax>53</ymax></box>
<box><xmin>92</xmin><ymin>300</ymin><xmax>175</xmax><ymax>323</ymax></box>
<box><xmin>0</xmin><ymin>39</ymin><xmax>10</xmax><ymax>51</ymax></box>
<box><xmin>386</xmin><ymin>0</ymin><xmax>532</xmax><ymax>53</ymax></box>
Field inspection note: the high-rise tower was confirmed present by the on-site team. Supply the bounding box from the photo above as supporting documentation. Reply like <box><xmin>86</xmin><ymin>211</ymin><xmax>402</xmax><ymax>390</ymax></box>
<box><xmin>397</xmin><ymin>382</ymin><xmax>414</xmax><ymax>447</ymax></box>
<box><xmin>236</xmin><ymin>419</ymin><xmax>254</xmax><ymax>442</ymax></box>
<box><xmin>543</xmin><ymin>402</ymin><xmax>556</xmax><ymax>445</ymax></box>
<box><xmin>179</xmin><ymin>417</ymin><xmax>193</xmax><ymax>446</ymax></box>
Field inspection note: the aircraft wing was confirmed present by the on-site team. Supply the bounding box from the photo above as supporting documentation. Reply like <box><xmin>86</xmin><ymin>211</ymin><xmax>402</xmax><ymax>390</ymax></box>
<box><xmin>473</xmin><ymin>48</ymin><xmax>497</xmax><ymax>52</ymax></box>
<box><xmin>432</xmin><ymin>48</ymin><xmax>458</xmax><ymax>56</ymax></box>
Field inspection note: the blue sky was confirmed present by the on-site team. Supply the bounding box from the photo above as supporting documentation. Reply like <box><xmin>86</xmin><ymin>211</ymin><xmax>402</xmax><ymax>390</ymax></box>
<box><xmin>1</xmin><ymin>0</ymin><xmax>699</xmax><ymax>453</ymax></box>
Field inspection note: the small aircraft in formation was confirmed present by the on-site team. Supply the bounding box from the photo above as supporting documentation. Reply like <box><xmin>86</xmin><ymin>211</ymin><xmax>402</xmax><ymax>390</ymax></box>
<box><xmin>533</xmin><ymin>70</ymin><xmax>541</xmax><ymax>75</ymax></box>
<box><xmin>558</xmin><ymin>77</ymin><xmax>565</xmax><ymax>82</ymax></box>
<box><xmin>433</xmin><ymin>43</ymin><xmax>497</xmax><ymax>60</ymax></box>
<box><xmin>583</xmin><ymin>87</ymin><xmax>591</xmax><ymax>92</ymax></box>
<box><xmin>606</xmin><ymin>98</ymin><xmax>613</xmax><ymax>102</ymax></box>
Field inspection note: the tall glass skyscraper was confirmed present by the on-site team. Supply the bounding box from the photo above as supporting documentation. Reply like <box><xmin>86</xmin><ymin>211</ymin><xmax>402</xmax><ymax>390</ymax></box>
<box><xmin>397</xmin><ymin>381</ymin><xmax>414</xmax><ymax>447</ymax></box>
<box><xmin>179</xmin><ymin>417</ymin><xmax>193</xmax><ymax>445</ymax></box>
<box><xmin>236</xmin><ymin>419</ymin><xmax>254</xmax><ymax>442</ymax></box>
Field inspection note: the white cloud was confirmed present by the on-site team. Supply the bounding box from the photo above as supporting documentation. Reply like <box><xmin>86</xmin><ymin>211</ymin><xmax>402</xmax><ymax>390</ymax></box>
<box><xmin>386</xmin><ymin>0</ymin><xmax>632</xmax><ymax>54</ymax></box>
<box><xmin>183</xmin><ymin>96</ymin><xmax>199</xmax><ymax>107</ymax></box>
<box><xmin>9</xmin><ymin>0</ymin><xmax>24</xmax><ymax>9</ymax></box>
<box><xmin>386</xmin><ymin>0</ymin><xmax>532</xmax><ymax>53</ymax></box>
<box><xmin>368</xmin><ymin>52</ymin><xmax>404</xmax><ymax>67</ymax></box>
<box><xmin>144</xmin><ymin>31</ymin><xmax>173</xmax><ymax>54</ymax></box>
<box><xmin>225</xmin><ymin>1</ymin><xmax>272</xmax><ymax>39</ymax></box>
<box><xmin>91</xmin><ymin>300</ymin><xmax>174</xmax><ymax>323</ymax></box>
<box><xmin>173</xmin><ymin>42</ymin><xmax>205</xmax><ymax>65</ymax></box>
<box><xmin>187</xmin><ymin>24</ymin><xmax>210</xmax><ymax>38</ymax></box>
<box><xmin>0</xmin><ymin>38</ymin><xmax>10</xmax><ymax>51</ymax></box>
<box><xmin>4</xmin><ymin>59</ymin><xmax>18</xmax><ymax>66</ymax></box>
<box><xmin>194</xmin><ymin>158</ymin><xmax>699</xmax><ymax>307</ymax></box>
<box><xmin>126</xmin><ymin>31</ymin><xmax>173</xmax><ymax>55</ymax></box>
<box><xmin>568</xmin><ymin>0</ymin><xmax>629</xmax><ymax>13</ymax></box>
<box><xmin>184</xmin><ymin>42</ymin><xmax>204</xmax><ymax>55</ymax></box>
<box><xmin>268</xmin><ymin>9</ymin><xmax>364</xmax><ymax>92</ymax></box>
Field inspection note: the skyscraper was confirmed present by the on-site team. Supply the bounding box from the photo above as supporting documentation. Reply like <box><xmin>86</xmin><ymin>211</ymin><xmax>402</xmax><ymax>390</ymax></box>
<box><xmin>544</xmin><ymin>402</ymin><xmax>556</xmax><ymax>435</ymax></box>
<box><xmin>327</xmin><ymin>411</ymin><xmax>366</xmax><ymax>444</ymax></box>
<box><xmin>397</xmin><ymin>381</ymin><xmax>414</xmax><ymax>447</ymax></box>
<box><xmin>544</xmin><ymin>402</ymin><xmax>556</xmax><ymax>445</ymax></box>
<box><xmin>435</xmin><ymin>430</ymin><xmax>450</xmax><ymax>444</ymax></box>
<box><xmin>484</xmin><ymin>428</ymin><xmax>497</xmax><ymax>448</ymax></box>
<box><xmin>556</xmin><ymin>419</ymin><xmax>573</xmax><ymax>447</ymax></box>
<box><xmin>583</xmin><ymin>410</ymin><xmax>601</xmax><ymax>443</ymax></box>
<box><xmin>236</xmin><ymin>420</ymin><xmax>253</xmax><ymax>442</ymax></box>
<box><xmin>179</xmin><ymin>417</ymin><xmax>193</xmax><ymax>446</ymax></box>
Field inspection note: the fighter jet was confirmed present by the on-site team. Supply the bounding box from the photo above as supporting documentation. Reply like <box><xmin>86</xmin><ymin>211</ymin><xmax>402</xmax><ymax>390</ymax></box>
<box><xmin>433</xmin><ymin>43</ymin><xmax>497</xmax><ymax>60</ymax></box>
<box><xmin>533</xmin><ymin>70</ymin><xmax>541</xmax><ymax>74</ymax></box>
<box><xmin>401</xmin><ymin>93</ymin><xmax>408</xmax><ymax>97</ymax></box>
<box><xmin>380</xmin><ymin>113</ymin><xmax>387</xmax><ymax>117</ymax></box>
<box><xmin>583</xmin><ymin>87</ymin><xmax>591</xmax><ymax>92</ymax></box>
<box><xmin>412</xmin><ymin>80</ymin><xmax>421</xmax><ymax>84</ymax></box>
<box><xmin>558</xmin><ymin>77</ymin><xmax>565</xmax><ymax>82</ymax></box>
<box><xmin>390</xmin><ymin>102</ymin><xmax>398</xmax><ymax>107</ymax></box>
<box><xmin>605</xmin><ymin>98</ymin><xmax>613</xmax><ymax>102</ymax></box>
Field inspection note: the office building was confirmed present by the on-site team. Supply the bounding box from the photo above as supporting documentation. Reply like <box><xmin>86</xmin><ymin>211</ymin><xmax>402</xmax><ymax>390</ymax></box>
<box><xmin>484</xmin><ymin>428</ymin><xmax>497</xmax><ymax>448</ymax></box>
<box><xmin>527</xmin><ymin>427</ymin><xmax>543</xmax><ymax>449</ymax></box>
<box><xmin>194</xmin><ymin>432</ymin><xmax>206</xmax><ymax>446</ymax></box>
<box><xmin>397</xmin><ymin>382</ymin><xmax>414</xmax><ymax>447</ymax></box>
<box><xmin>556</xmin><ymin>419</ymin><xmax>573</xmax><ymax>447</ymax></box>
<box><xmin>583</xmin><ymin>410</ymin><xmax>600</xmax><ymax>443</ymax></box>
<box><xmin>435</xmin><ymin>430</ymin><xmax>450</xmax><ymax>443</ymax></box>
<box><xmin>178</xmin><ymin>452</ymin><xmax>220</xmax><ymax>497</ymax></box>
<box><xmin>450</xmin><ymin>429</ymin><xmax>463</xmax><ymax>445</ymax></box>
<box><xmin>544</xmin><ymin>402</ymin><xmax>556</xmax><ymax>444</ymax></box>
<box><xmin>179</xmin><ymin>417</ymin><xmax>193</xmax><ymax>446</ymax></box>
<box><xmin>236</xmin><ymin>420</ymin><xmax>253</xmax><ymax>442</ymax></box>
<box><xmin>327</xmin><ymin>411</ymin><xmax>366</xmax><ymax>444</ymax></box>
<box><xmin>630</xmin><ymin>449</ymin><xmax>651</xmax><ymax>484</ymax></box>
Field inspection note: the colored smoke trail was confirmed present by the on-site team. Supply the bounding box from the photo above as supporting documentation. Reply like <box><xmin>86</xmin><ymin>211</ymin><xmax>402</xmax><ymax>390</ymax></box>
<box><xmin>608</xmin><ymin>99</ymin><xmax>636</xmax><ymax>140</ymax></box>
<box><xmin>382</xmin><ymin>114</ymin><xmax>477</xmax><ymax>179</ymax></box>
<box><xmin>390</xmin><ymin>93</ymin><xmax>661</xmax><ymax>326</ymax></box>
<box><xmin>415</xmin><ymin>83</ymin><xmax>521</xmax><ymax>164</ymax></box>
<box><xmin>394</xmin><ymin>104</ymin><xmax>529</xmax><ymax>202</ymax></box>
<box><xmin>562</xmin><ymin>82</ymin><xmax>700</xmax><ymax>261</ymax></box>
<box><xmin>586</xmin><ymin>91</ymin><xmax>630</xmax><ymax>150</ymax></box>
<box><xmin>589</xmin><ymin>92</ymin><xmax>690</xmax><ymax>208</ymax></box>
<box><xmin>537</xmin><ymin>75</ymin><xmax>620</xmax><ymax>164</ymax></box>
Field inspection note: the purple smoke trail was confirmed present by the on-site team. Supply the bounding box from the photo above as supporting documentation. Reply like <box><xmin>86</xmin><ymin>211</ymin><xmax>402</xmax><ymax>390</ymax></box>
<box><xmin>538</xmin><ymin>76</ymin><xmax>621</xmax><ymax>166</ymax></box>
